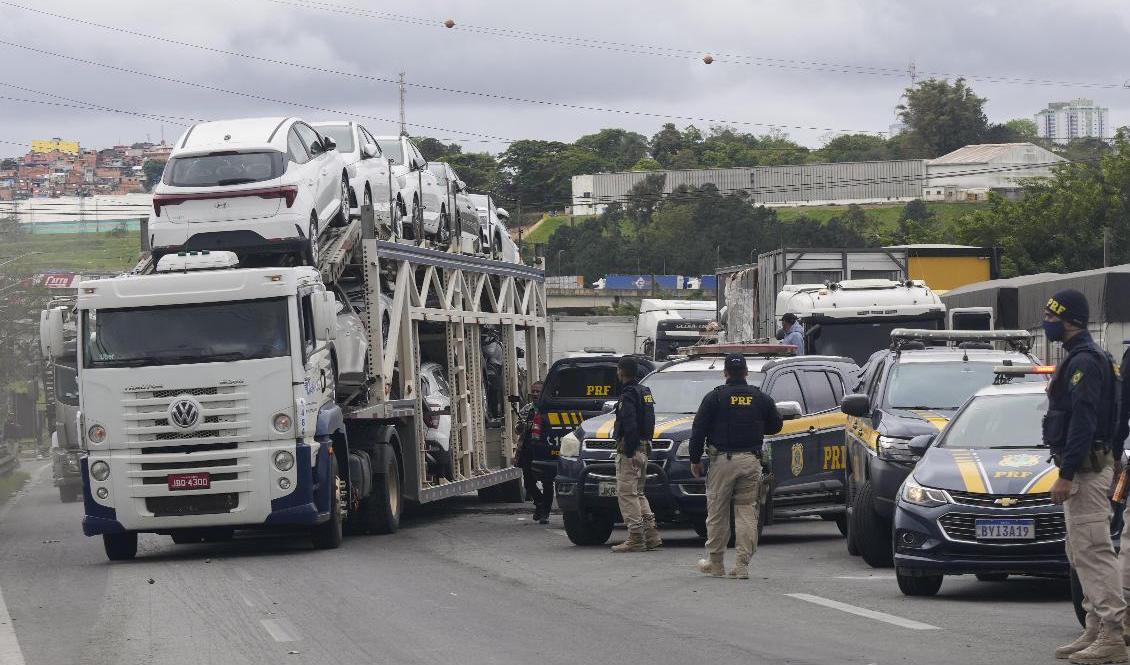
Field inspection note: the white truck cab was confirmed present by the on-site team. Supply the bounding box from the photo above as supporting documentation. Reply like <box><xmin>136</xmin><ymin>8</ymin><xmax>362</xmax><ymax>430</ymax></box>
<box><xmin>42</xmin><ymin>252</ymin><xmax>345</xmax><ymax>559</ymax></box>
<box><xmin>635</xmin><ymin>298</ymin><xmax>716</xmax><ymax>361</ymax></box>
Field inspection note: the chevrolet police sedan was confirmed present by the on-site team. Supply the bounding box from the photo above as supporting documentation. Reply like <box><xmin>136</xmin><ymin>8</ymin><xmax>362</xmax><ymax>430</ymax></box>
<box><xmin>554</xmin><ymin>345</ymin><xmax>858</xmax><ymax>546</ymax></box>
<box><xmin>892</xmin><ymin>375</ymin><xmax>1064</xmax><ymax>596</ymax></box>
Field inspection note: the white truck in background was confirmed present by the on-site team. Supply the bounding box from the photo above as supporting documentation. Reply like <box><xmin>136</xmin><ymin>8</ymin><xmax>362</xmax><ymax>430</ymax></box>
<box><xmin>41</xmin><ymin>209</ymin><xmax>547</xmax><ymax>560</ymax></box>
<box><xmin>549</xmin><ymin>315</ymin><xmax>636</xmax><ymax>363</ymax></box>
<box><xmin>635</xmin><ymin>298</ymin><xmax>716</xmax><ymax>361</ymax></box>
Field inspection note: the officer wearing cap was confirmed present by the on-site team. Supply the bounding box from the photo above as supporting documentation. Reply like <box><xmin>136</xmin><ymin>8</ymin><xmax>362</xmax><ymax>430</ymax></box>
<box><xmin>688</xmin><ymin>353</ymin><xmax>783</xmax><ymax>579</ymax></box>
<box><xmin>609</xmin><ymin>356</ymin><xmax>661</xmax><ymax>553</ymax></box>
<box><xmin>1044</xmin><ymin>289</ymin><xmax>1128</xmax><ymax>663</ymax></box>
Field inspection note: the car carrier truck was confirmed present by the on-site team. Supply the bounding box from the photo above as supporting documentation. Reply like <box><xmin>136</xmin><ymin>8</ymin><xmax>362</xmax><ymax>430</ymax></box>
<box><xmin>40</xmin><ymin>207</ymin><xmax>547</xmax><ymax>560</ymax></box>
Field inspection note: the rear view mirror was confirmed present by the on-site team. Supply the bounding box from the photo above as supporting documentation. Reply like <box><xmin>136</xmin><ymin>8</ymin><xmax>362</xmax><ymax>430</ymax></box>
<box><xmin>602</xmin><ymin>400</ymin><xmax>616</xmax><ymax>414</ymax></box>
<box><xmin>312</xmin><ymin>292</ymin><xmax>338</xmax><ymax>343</ymax></box>
<box><xmin>908</xmin><ymin>434</ymin><xmax>935</xmax><ymax>457</ymax></box>
<box><xmin>775</xmin><ymin>401</ymin><xmax>802</xmax><ymax>421</ymax></box>
<box><xmin>40</xmin><ymin>307</ymin><xmax>66</xmax><ymax>359</ymax></box>
<box><xmin>841</xmin><ymin>393</ymin><xmax>871</xmax><ymax>418</ymax></box>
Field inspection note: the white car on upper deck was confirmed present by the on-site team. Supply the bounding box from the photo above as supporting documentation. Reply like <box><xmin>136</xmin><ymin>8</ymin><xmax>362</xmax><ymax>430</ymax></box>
<box><xmin>311</xmin><ymin>121</ymin><xmax>393</xmax><ymax>227</ymax></box>
<box><xmin>149</xmin><ymin>117</ymin><xmax>349</xmax><ymax>266</ymax></box>
<box><xmin>468</xmin><ymin>193</ymin><xmax>520</xmax><ymax>263</ymax></box>
<box><xmin>371</xmin><ymin>135</ymin><xmax>445</xmax><ymax>244</ymax></box>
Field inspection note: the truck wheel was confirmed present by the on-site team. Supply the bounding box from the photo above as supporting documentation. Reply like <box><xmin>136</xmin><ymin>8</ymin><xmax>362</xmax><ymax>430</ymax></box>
<box><xmin>1070</xmin><ymin>567</ymin><xmax>1086</xmax><ymax>627</ymax></box>
<box><xmin>562</xmin><ymin>510</ymin><xmax>614</xmax><ymax>546</ymax></box>
<box><xmin>834</xmin><ymin>513</ymin><xmax>849</xmax><ymax>537</ymax></box>
<box><xmin>103</xmin><ymin>532</ymin><xmax>138</xmax><ymax>561</ymax></box>
<box><xmin>361</xmin><ymin>455</ymin><xmax>401</xmax><ymax>535</ymax></box>
<box><xmin>896</xmin><ymin>569</ymin><xmax>943</xmax><ymax>596</ymax></box>
<box><xmin>852</xmin><ymin>481</ymin><xmax>893</xmax><ymax>567</ymax></box>
<box><xmin>311</xmin><ymin>475</ymin><xmax>344</xmax><ymax>549</ymax></box>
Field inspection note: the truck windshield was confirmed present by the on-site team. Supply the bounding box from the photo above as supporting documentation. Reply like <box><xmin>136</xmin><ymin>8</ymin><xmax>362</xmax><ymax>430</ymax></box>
<box><xmin>807</xmin><ymin>319</ymin><xmax>941</xmax><ymax>365</ymax></box>
<box><xmin>939</xmin><ymin>393</ymin><xmax>1047</xmax><ymax>449</ymax></box>
<box><xmin>886</xmin><ymin>361</ymin><xmax>1038</xmax><ymax>410</ymax></box>
<box><xmin>83</xmin><ymin>298</ymin><xmax>290</xmax><ymax>368</ymax></box>
<box><xmin>642</xmin><ymin>370</ymin><xmax>764</xmax><ymax>414</ymax></box>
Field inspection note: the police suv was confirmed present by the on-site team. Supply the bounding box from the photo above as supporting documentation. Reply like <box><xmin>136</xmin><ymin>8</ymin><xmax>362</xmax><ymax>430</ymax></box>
<box><xmin>554</xmin><ymin>345</ymin><xmax>858</xmax><ymax>546</ymax></box>
<box><xmin>840</xmin><ymin>329</ymin><xmax>1040</xmax><ymax>568</ymax></box>
<box><xmin>892</xmin><ymin>365</ymin><xmax>1060</xmax><ymax>596</ymax></box>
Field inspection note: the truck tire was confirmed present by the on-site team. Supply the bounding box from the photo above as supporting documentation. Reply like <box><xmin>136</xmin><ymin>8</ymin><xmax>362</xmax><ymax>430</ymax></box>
<box><xmin>896</xmin><ymin>569</ymin><xmax>943</xmax><ymax>596</ymax></box>
<box><xmin>1070</xmin><ymin>567</ymin><xmax>1086</xmax><ymax>627</ymax></box>
<box><xmin>361</xmin><ymin>455</ymin><xmax>401</xmax><ymax>535</ymax></box>
<box><xmin>852</xmin><ymin>480</ymin><xmax>893</xmax><ymax>567</ymax></box>
<box><xmin>311</xmin><ymin>475</ymin><xmax>344</xmax><ymax>549</ymax></box>
<box><xmin>478</xmin><ymin>477</ymin><xmax>525</xmax><ymax>504</ymax></box>
<box><xmin>562</xmin><ymin>510</ymin><xmax>614</xmax><ymax>546</ymax></box>
<box><xmin>834</xmin><ymin>513</ymin><xmax>849</xmax><ymax>537</ymax></box>
<box><xmin>103</xmin><ymin>532</ymin><xmax>137</xmax><ymax>561</ymax></box>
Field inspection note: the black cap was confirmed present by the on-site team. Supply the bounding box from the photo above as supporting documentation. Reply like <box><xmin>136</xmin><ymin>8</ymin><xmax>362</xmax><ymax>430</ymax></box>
<box><xmin>1046</xmin><ymin>289</ymin><xmax>1089</xmax><ymax>327</ymax></box>
<box><xmin>724</xmin><ymin>353</ymin><xmax>747</xmax><ymax>372</ymax></box>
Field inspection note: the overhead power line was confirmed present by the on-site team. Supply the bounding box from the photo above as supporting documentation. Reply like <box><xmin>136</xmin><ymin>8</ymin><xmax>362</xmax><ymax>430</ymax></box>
<box><xmin>0</xmin><ymin>4</ymin><xmax>890</xmax><ymax>137</ymax></box>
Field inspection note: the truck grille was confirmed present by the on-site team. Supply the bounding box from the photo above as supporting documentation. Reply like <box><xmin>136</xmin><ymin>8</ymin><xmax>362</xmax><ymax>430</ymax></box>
<box><xmin>938</xmin><ymin>512</ymin><xmax>1065</xmax><ymax>544</ymax></box>
<box><xmin>121</xmin><ymin>385</ymin><xmax>251</xmax><ymax>447</ymax></box>
<box><xmin>582</xmin><ymin>439</ymin><xmax>673</xmax><ymax>452</ymax></box>
<box><xmin>948</xmin><ymin>491</ymin><xmax>1054</xmax><ymax>509</ymax></box>
<box><xmin>146</xmin><ymin>492</ymin><xmax>239</xmax><ymax>517</ymax></box>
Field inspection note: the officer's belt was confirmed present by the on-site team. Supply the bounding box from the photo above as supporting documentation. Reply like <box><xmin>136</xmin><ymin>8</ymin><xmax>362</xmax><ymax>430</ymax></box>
<box><xmin>1050</xmin><ymin>446</ymin><xmax>1114</xmax><ymax>472</ymax></box>
<box><xmin>706</xmin><ymin>445</ymin><xmax>760</xmax><ymax>460</ymax></box>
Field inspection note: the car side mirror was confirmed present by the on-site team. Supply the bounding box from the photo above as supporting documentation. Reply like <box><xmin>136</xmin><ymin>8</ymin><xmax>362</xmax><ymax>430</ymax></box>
<box><xmin>775</xmin><ymin>401</ymin><xmax>802</xmax><ymax>421</ymax></box>
<box><xmin>908</xmin><ymin>434</ymin><xmax>935</xmax><ymax>457</ymax></box>
<box><xmin>455</xmin><ymin>179</ymin><xmax>467</xmax><ymax>192</ymax></box>
<box><xmin>40</xmin><ymin>307</ymin><xmax>66</xmax><ymax>359</ymax></box>
<box><xmin>841</xmin><ymin>393</ymin><xmax>871</xmax><ymax>418</ymax></box>
<box><xmin>602</xmin><ymin>400</ymin><xmax>616</xmax><ymax>414</ymax></box>
<box><xmin>322</xmin><ymin>136</ymin><xmax>337</xmax><ymax>151</ymax></box>
<box><xmin>411</xmin><ymin>157</ymin><xmax>425</xmax><ymax>171</ymax></box>
<box><xmin>361</xmin><ymin>143</ymin><xmax>377</xmax><ymax>159</ymax></box>
<box><xmin>312</xmin><ymin>292</ymin><xmax>338</xmax><ymax>343</ymax></box>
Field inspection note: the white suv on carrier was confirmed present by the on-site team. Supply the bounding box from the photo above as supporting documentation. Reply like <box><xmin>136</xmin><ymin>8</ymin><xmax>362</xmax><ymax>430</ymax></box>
<box><xmin>150</xmin><ymin>117</ymin><xmax>349</xmax><ymax>265</ymax></box>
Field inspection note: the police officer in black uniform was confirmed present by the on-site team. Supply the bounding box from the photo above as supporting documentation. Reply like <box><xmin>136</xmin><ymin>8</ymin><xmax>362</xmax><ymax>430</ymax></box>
<box><xmin>1043</xmin><ymin>289</ymin><xmax>1128</xmax><ymax>663</ymax></box>
<box><xmin>689</xmin><ymin>353</ymin><xmax>782</xmax><ymax>579</ymax></box>
<box><xmin>609</xmin><ymin>356</ymin><xmax>660</xmax><ymax>553</ymax></box>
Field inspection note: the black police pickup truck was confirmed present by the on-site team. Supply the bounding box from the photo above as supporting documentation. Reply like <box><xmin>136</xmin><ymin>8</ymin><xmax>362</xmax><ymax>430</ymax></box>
<box><xmin>554</xmin><ymin>345</ymin><xmax>859</xmax><ymax>545</ymax></box>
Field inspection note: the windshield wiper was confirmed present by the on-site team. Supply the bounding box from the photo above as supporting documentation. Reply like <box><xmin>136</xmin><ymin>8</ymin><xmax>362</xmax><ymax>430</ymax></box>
<box><xmin>216</xmin><ymin>178</ymin><xmax>257</xmax><ymax>186</ymax></box>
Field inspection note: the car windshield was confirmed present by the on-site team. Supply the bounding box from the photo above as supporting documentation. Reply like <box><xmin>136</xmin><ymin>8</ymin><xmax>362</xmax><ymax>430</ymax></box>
<box><xmin>641</xmin><ymin>370</ymin><xmax>765</xmax><ymax>414</ymax></box>
<box><xmin>939</xmin><ymin>393</ymin><xmax>1047</xmax><ymax>449</ymax></box>
<box><xmin>316</xmin><ymin>125</ymin><xmax>355</xmax><ymax>153</ymax></box>
<box><xmin>545</xmin><ymin>365</ymin><xmax>620</xmax><ymax>400</ymax></box>
<box><xmin>376</xmin><ymin>140</ymin><xmax>404</xmax><ymax>164</ymax></box>
<box><xmin>886</xmin><ymin>361</ymin><xmax>1037</xmax><ymax>410</ymax></box>
<box><xmin>807</xmin><ymin>319</ymin><xmax>941</xmax><ymax>365</ymax></box>
<box><xmin>164</xmin><ymin>151</ymin><xmax>285</xmax><ymax>187</ymax></box>
<box><xmin>83</xmin><ymin>298</ymin><xmax>290</xmax><ymax>368</ymax></box>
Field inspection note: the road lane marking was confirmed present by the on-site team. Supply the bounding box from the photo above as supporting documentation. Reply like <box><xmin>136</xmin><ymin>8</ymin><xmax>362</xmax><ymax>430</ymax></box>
<box><xmin>785</xmin><ymin>593</ymin><xmax>940</xmax><ymax>630</ymax></box>
<box><xmin>0</xmin><ymin>584</ymin><xmax>26</xmax><ymax>665</ymax></box>
<box><xmin>260</xmin><ymin>618</ymin><xmax>298</xmax><ymax>642</ymax></box>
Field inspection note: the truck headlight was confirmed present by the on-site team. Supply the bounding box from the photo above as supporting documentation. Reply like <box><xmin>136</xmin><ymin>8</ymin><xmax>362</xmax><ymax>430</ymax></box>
<box><xmin>273</xmin><ymin>450</ymin><xmax>295</xmax><ymax>472</ymax></box>
<box><xmin>87</xmin><ymin>424</ymin><xmax>106</xmax><ymax>445</ymax></box>
<box><xmin>559</xmin><ymin>432</ymin><xmax>580</xmax><ymax>458</ymax></box>
<box><xmin>272</xmin><ymin>413</ymin><xmax>292</xmax><ymax>433</ymax></box>
<box><xmin>901</xmin><ymin>478</ymin><xmax>950</xmax><ymax>507</ymax></box>
<box><xmin>90</xmin><ymin>460</ymin><xmax>110</xmax><ymax>481</ymax></box>
<box><xmin>878</xmin><ymin>435</ymin><xmax>915</xmax><ymax>462</ymax></box>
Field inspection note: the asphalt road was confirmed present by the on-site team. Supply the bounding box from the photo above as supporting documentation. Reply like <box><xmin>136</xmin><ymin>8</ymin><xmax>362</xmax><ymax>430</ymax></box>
<box><xmin>0</xmin><ymin>461</ymin><xmax>1083</xmax><ymax>665</ymax></box>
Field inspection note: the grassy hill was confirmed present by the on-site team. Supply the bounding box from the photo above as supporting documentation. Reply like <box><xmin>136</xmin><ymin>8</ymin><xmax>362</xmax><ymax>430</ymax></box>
<box><xmin>0</xmin><ymin>231</ymin><xmax>140</xmax><ymax>278</ymax></box>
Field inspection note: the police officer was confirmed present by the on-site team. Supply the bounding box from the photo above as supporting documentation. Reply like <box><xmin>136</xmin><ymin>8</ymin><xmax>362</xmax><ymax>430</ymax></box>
<box><xmin>610</xmin><ymin>356</ymin><xmax>661</xmax><ymax>553</ymax></box>
<box><xmin>688</xmin><ymin>353</ymin><xmax>782</xmax><ymax>579</ymax></box>
<box><xmin>1043</xmin><ymin>289</ymin><xmax>1127</xmax><ymax>663</ymax></box>
<box><xmin>514</xmin><ymin>381</ymin><xmax>552</xmax><ymax>524</ymax></box>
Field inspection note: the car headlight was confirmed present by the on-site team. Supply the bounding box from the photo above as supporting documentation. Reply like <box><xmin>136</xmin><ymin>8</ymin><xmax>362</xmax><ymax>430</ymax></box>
<box><xmin>273</xmin><ymin>450</ymin><xmax>295</xmax><ymax>472</ymax></box>
<box><xmin>878</xmin><ymin>435</ymin><xmax>916</xmax><ymax>462</ymax></box>
<box><xmin>675</xmin><ymin>441</ymin><xmax>690</xmax><ymax>459</ymax></box>
<box><xmin>901</xmin><ymin>478</ymin><xmax>950</xmax><ymax>507</ymax></box>
<box><xmin>90</xmin><ymin>460</ymin><xmax>110</xmax><ymax>482</ymax></box>
<box><xmin>559</xmin><ymin>432</ymin><xmax>580</xmax><ymax>458</ymax></box>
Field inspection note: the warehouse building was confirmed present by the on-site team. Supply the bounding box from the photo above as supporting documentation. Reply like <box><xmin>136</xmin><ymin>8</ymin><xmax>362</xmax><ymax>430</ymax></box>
<box><xmin>571</xmin><ymin>143</ymin><xmax>1067</xmax><ymax>215</ymax></box>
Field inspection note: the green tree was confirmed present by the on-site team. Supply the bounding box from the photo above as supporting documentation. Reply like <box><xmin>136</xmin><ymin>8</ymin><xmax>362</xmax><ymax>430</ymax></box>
<box><xmin>439</xmin><ymin>152</ymin><xmax>505</xmax><ymax>196</ymax></box>
<box><xmin>499</xmin><ymin>140</ymin><xmax>568</xmax><ymax>206</ymax></box>
<box><xmin>898</xmin><ymin>78</ymin><xmax>988</xmax><ymax>158</ymax></box>
<box><xmin>0</xmin><ymin>158</ymin><xmax>16</xmax><ymax>170</ymax></box>
<box><xmin>624</xmin><ymin>173</ymin><xmax>667</xmax><ymax>228</ymax></box>
<box><xmin>142</xmin><ymin>160</ymin><xmax>166</xmax><ymax>191</ymax></box>
<box><xmin>1005</xmin><ymin>119</ymin><xmax>1038</xmax><ymax>142</ymax></box>
<box><xmin>649</xmin><ymin>123</ymin><xmax>685</xmax><ymax>167</ymax></box>
<box><xmin>630</xmin><ymin>157</ymin><xmax>662</xmax><ymax>171</ymax></box>
<box><xmin>413</xmin><ymin>137</ymin><xmax>461</xmax><ymax>161</ymax></box>
<box><xmin>817</xmin><ymin>134</ymin><xmax>890</xmax><ymax>162</ymax></box>
<box><xmin>892</xmin><ymin>199</ymin><xmax>938</xmax><ymax>244</ymax></box>
<box><xmin>1058</xmin><ymin>137</ymin><xmax>1112</xmax><ymax>164</ymax></box>
<box><xmin>575</xmin><ymin>128</ymin><xmax>649</xmax><ymax>172</ymax></box>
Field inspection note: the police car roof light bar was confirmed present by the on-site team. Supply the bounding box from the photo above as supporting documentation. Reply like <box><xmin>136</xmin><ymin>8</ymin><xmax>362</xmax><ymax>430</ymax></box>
<box><xmin>685</xmin><ymin>343</ymin><xmax>795</xmax><ymax>357</ymax></box>
<box><xmin>992</xmin><ymin>364</ymin><xmax>1055</xmax><ymax>375</ymax></box>
<box><xmin>890</xmin><ymin>328</ymin><xmax>1033</xmax><ymax>352</ymax></box>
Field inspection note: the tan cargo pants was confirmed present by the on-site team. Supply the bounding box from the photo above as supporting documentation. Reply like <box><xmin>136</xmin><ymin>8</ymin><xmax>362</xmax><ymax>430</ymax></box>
<box><xmin>705</xmin><ymin>451</ymin><xmax>763</xmax><ymax>562</ymax></box>
<box><xmin>615</xmin><ymin>450</ymin><xmax>655</xmax><ymax>533</ymax></box>
<box><xmin>1066</xmin><ymin>466</ymin><xmax>1125</xmax><ymax>629</ymax></box>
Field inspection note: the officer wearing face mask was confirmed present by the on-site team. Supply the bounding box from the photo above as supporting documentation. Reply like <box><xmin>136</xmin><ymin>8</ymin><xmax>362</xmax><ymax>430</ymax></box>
<box><xmin>1043</xmin><ymin>289</ymin><xmax>1127</xmax><ymax>663</ymax></box>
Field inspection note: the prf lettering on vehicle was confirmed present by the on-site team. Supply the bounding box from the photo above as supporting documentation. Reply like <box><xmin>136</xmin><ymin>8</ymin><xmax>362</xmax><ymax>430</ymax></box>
<box><xmin>730</xmin><ymin>395</ymin><xmax>753</xmax><ymax>406</ymax></box>
<box><xmin>585</xmin><ymin>385</ymin><xmax>611</xmax><ymax>397</ymax></box>
<box><xmin>823</xmin><ymin>445</ymin><xmax>846</xmax><ymax>470</ymax></box>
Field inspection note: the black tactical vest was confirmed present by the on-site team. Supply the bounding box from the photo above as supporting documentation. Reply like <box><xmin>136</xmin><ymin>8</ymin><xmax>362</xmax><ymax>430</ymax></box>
<box><xmin>713</xmin><ymin>383</ymin><xmax>766</xmax><ymax>453</ymax></box>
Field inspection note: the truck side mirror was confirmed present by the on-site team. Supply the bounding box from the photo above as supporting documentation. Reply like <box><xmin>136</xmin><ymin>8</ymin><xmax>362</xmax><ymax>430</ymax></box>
<box><xmin>840</xmin><ymin>393</ymin><xmax>871</xmax><ymax>418</ymax></box>
<box><xmin>40</xmin><ymin>307</ymin><xmax>65</xmax><ymax>359</ymax></box>
<box><xmin>775</xmin><ymin>401</ymin><xmax>802</xmax><ymax>420</ymax></box>
<box><xmin>312</xmin><ymin>292</ymin><xmax>338</xmax><ymax>343</ymax></box>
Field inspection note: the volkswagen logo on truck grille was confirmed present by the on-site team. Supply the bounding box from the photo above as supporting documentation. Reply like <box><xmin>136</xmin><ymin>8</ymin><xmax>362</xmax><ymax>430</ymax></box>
<box><xmin>168</xmin><ymin>397</ymin><xmax>202</xmax><ymax>430</ymax></box>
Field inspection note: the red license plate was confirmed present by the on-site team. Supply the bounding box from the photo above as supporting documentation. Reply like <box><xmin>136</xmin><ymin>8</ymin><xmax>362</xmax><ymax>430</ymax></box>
<box><xmin>167</xmin><ymin>472</ymin><xmax>210</xmax><ymax>491</ymax></box>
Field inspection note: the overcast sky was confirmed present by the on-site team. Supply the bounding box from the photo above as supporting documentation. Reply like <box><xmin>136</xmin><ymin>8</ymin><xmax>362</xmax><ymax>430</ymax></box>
<box><xmin>1</xmin><ymin>0</ymin><xmax>1129</xmax><ymax>157</ymax></box>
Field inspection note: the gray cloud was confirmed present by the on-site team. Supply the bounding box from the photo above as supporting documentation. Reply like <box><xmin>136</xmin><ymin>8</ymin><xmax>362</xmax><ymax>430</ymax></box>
<box><xmin>1</xmin><ymin>0</ymin><xmax>1128</xmax><ymax>156</ymax></box>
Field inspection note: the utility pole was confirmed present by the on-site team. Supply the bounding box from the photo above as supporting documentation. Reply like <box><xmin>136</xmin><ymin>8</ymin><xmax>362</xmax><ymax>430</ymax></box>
<box><xmin>398</xmin><ymin>72</ymin><xmax>408</xmax><ymax>137</ymax></box>
<box><xmin>907</xmin><ymin>59</ymin><xmax>918</xmax><ymax>85</ymax></box>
